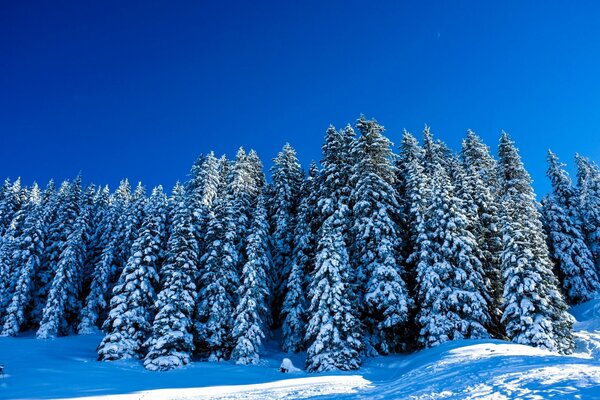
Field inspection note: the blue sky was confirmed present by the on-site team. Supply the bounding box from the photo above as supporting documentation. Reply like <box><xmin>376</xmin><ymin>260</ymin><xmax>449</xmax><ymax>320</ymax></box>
<box><xmin>1</xmin><ymin>1</ymin><xmax>600</xmax><ymax>195</ymax></box>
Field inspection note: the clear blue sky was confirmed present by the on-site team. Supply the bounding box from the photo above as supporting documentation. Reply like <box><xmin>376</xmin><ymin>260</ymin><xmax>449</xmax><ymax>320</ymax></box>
<box><xmin>2</xmin><ymin>1</ymin><xmax>600</xmax><ymax>195</ymax></box>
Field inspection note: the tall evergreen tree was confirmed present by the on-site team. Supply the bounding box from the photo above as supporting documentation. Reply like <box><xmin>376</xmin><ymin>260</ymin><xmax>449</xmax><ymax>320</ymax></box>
<box><xmin>542</xmin><ymin>150</ymin><xmax>598</xmax><ymax>303</ymax></box>
<box><xmin>194</xmin><ymin>190</ymin><xmax>240</xmax><ymax>361</ymax></box>
<box><xmin>78</xmin><ymin>180</ymin><xmax>146</xmax><ymax>333</ymax></box>
<box><xmin>144</xmin><ymin>183</ymin><xmax>198</xmax><ymax>371</ymax></box>
<box><xmin>460</xmin><ymin>130</ymin><xmax>504</xmax><ymax>334</ymax></box>
<box><xmin>351</xmin><ymin>117</ymin><xmax>412</xmax><ymax>354</ymax></box>
<box><xmin>270</xmin><ymin>144</ymin><xmax>303</xmax><ymax>322</ymax></box>
<box><xmin>497</xmin><ymin>133</ymin><xmax>574</xmax><ymax>353</ymax></box>
<box><xmin>37</xmin><ymin>177</ymin><xmax>88</xmax><ymax>338</ymax></box>
<box><xmin>281</xmin><ymin>162</ymin><xmax>319</xmax><ymax>353</ymax></box>
<box><xmin>576</xmin><ymin>154</ymin><xmax>600</xmax><ymax>269</ymax></box>
<box><xmin>415</xmin><ymin>166</ymin><xmax>491</xmax><ymax>347</ymax></box>
<box><xmin>1</xmin><ymin>184</ymin><xmax>46</xmax><ymax>336</ymax></box>
<box><xmin>305</xmin><ymin>208</ymin><xmax>362</xmax><ymax>372</ymax></box>
<box><xmin>231</xmin><ymin>195</ymin><xmax>272</xmax><ymax>365</ymax></box>
<box><xmin>98</xmin><ymin>186</ymin><xmax>168</xmax><ymax>360</ymax></box>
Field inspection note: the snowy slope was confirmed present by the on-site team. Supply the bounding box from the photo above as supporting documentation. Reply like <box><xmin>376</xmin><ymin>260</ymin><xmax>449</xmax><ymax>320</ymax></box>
<box><xmin>1</xmin><ymin>299</ymin><xmax>600</xmax><ymax>400</ymax></box>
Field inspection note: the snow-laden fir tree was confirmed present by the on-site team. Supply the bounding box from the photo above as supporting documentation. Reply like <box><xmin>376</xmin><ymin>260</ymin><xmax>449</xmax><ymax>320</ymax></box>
<box><xmin>396</xmin><ymin>131</ymin><xmax>428</xmax><ymax>273</ymax></box>
<box><xmin>576</xmin><ymin>154</ymin><xmax>600</xmax><ymax>269</ymax></box>
<box><xmin>29</xmin><ymin>180</ymin><xmax>60</xmax><ymax>326</ymax></box>
<box><xmin>1</xmin><ymin>184</ymin><xmax>45</xmax><ymax>336</ymax></box>
<box><xmin>231</xmin><ymin>195</ymin><xmax>272</xmax><ymax>365</ymax></box>
<box><xmin>305</xmin><ymin>208</ymin><xmax>362</xmax><ymax>372</ymax></box>
<box><xmin>78</xmin><ymin>180</ymin><xmax>146</xmax><ymax>334</ymax></box>
<box><xmin>497</xmin><ymin>132</ymin><xmax>574</xmax><ymax>353</ymax></box>
<box><xmin>37</xmin><ymin>178</ymin><xmax>89</xmax><ymax>338</ymax></box>
<box><xmin>281</xmin><ymin>162</ymin><xmax>319</xmax><ymax>353</ymax></box>
<box><xmin>415</xmin><ymin>165</ymin><xmax>491</xmax><ymax>347</ymax></box>
<box><xmin>351</xmin><ymin>116</ymin><xmax>412</xmax><ymax>355</ymax></box>
<box><xmin>194</xmin><ymin>190</ymin><xmax>240</xmax><ymax>361</ymax></box>
<box><xmin>144</xmin><ymin>183</ymin><xmax>198</xmax><ymax>371</ymax></box>
<box><xmin>460</xmin><ymin>130</ymin><xmax>504</xmax><ymax>334</ymax></box>
<box><xmin>0</xmin><ymin>178</ymin><xmax>23</xmax><ymax>238</ymax></box>
<box><xmin>270</xmin><ymin>144</ymin><xmax>303</xmax><ymax>323</ymax></box>
<box><xmin>194</xmin><ymin>150</ymin><xmax>264</xmax><ymax>361</ymax></box>
<box><xmin>98</xmin><ymin>186</ymin><xmax>168</xmax><ymax>361</ymax></box>
<box><xmin>542</xmin><ymin>150</ymin><xmax>598</xmax><ymax>303</ymax></box>
<box><xmin>318</xmin><ymin>125</ymin><xmax>355</xmax><ymax>217</ymax></box>
<box><xmin>187</xmin><ymin>152</ymin><xmax>220</xmax><ymax>261</ymax></box>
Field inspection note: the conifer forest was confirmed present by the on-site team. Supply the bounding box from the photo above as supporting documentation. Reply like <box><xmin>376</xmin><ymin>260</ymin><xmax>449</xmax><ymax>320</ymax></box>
<box><xmin>2</xmin><ymin>117</ymin><xmax>600</xmax><ymax>373</ymax></box>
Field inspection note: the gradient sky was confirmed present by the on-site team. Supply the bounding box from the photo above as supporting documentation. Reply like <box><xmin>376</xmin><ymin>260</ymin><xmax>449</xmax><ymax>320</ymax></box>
<box><xmin>2</xmin><ymin>1</ymin><xmax>600</xmax><ymax>195</ymax></box>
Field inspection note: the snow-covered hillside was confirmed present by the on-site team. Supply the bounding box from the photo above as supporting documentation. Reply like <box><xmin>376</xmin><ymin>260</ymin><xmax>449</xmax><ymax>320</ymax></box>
<box><xmin>2</xmin><ymin>299</ymin><xmax>599</xmax><ymax>400</ymax></box>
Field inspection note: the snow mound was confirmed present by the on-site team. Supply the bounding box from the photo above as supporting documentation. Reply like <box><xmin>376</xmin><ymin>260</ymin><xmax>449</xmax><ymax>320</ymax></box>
<box><xmin>57</xmin><ymin>375</ymin><xmax>372</xmax><ymax>400</ymax></box>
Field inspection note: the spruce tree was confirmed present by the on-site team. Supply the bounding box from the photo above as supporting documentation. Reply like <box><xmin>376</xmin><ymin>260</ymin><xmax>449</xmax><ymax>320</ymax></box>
<box><xmin>1</xmin><ymin>184</ymin><xmax>45</xmax><ymax>336</ymax></box>
<box><xmin>78</xmin><ymin>180</ymin><xmax>145</xmax><ymax>333</ymax></box>
<box><xmin>460</xmin><ymin>130</ymin><xmax>504</xmax><ymax>334</ymax></box>
<box><xmin>194</xmin><ymin>191</ymin><xmax>240</xmax><ymax>361</ymax></box>
<box><xmin>144</xmin><ymin>183</ymin><xmax>198</xmax><ymax>371</ymax></box>
<box><xmin>270</xmin><ymin>144</ymin><xmax>303</xmax><ymax>320</ymax></box>
<box><xmin>415</xmin><ymin>166</ymin><xmax>491</xmax><ymax>347</ymax></box>
<box><xmin>231</xmin><ymin>195</ymin><xmax>272</xmax><ymax>365</ymax></box>
<box><xmin>497</xmin><ymin>132</ymin><xmax>574</xmax><ymax>353</ymax></box>
<box><xmin>37</xmin><ymin>197</ymin><xmax>88</xmax><ymax>337</ymax></box>
<box><xmin>351</xmin><ymin>117</ymin><xmax>412</xmax><ymax>354</ymax></box>
<box><xmin>98</xmin><ymin>186</ymin><xmax>168</xmax><ymax>360</ymax></box>
<box><xmin>305</xmin><ymin>208</ymin><xmax>362</xmax><ymax>372</ymax></box>
<box><xmin>281</xmin><ymin>163</ymin><xmax>319</xmax><ymax>353</ymax></box>
<box><xmin>576</xmin><ymin>154</ymin><xmax>600</xmax><ymax>269</ymax></box>
<box><xmin>543</xmin><ymin>150</ymin><xmax>598</xmax><ymax>303</ymax></box>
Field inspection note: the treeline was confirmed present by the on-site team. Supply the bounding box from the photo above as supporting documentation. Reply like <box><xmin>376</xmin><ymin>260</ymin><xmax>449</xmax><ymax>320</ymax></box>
<box><xmin>0</xmin><ymin>117</ymin><xmax>599</xmax><ymax>372</ymax></box>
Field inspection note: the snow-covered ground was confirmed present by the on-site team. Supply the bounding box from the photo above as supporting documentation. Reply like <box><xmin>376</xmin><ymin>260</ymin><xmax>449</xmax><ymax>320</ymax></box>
<box><xmin>2</xmin><ymin>299</ymin><xmax>600</xmax><ymax>400</ymax></box>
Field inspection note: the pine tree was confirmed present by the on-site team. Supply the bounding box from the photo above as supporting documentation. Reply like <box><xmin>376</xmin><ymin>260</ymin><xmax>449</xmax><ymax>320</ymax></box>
<box><xmin>351</xmin><ymin>117</ymin><xmax>412</xmax><ymax>354</ymax></box>
<box><xmin>144</xmin><ymin>183</ymin><xmax>198</xmax><ymax>371</ymax></box>
<box><xmin>37</xmin><ymin>184</ymin><xmax>88</xmax><ymax>338</ymax></box>
<box><xmin>415</xmin><ymin>166</ymin><xmax>491</xmax><ymax>348</ymax></box>
<box><xmin>305</xmin><ymin>208</ymin><xmax>362</xmax><ymax>372</ymax></box>
<box><xmin>231</xmin><ymin>195</ymin><xmax>272</xmax><ymax>365</ymax></box>
<box><xmin>576</xmin><ymin>154</ymin><xmax>600</xmax><ymax>269</ymax></box>
<box><xmin>396</xmin><ymin>131</ymin><xmax>428</xmax><ymax>274</ymax></box>
<box><xmin>194</xmin><ymin>190</ymin><xmax>240</xmax><ymax>361</ymax></box>
<box><xmin>497</xmin><ymin>132</ymin><xmax>574</xmax><ymax>354</ymax></box>
<box><xmin>1</xmin><ymin>184</ymin><xmax>45</xmax><ymax>336</ymax></box>
<box><xmin>460</xmin><ymin>130</ymin><xmax>504</xmax><ymax>334</ymax></box>
<box><xmin>281</xmin><ymin>163</ymin><xmax>319</xmax><ymax>353</ymax></box>
<box><xmin>98</xmin><ymin>186</ymin><xmax>168</xmax><ymax>360</ymax></box>
<box><xmin>78</xmin><ymin>180</ymin><xmax>145</xmax><ymax>333</ymax></box>
<box><xmin>270</xmin><ymin>144</ymin><xmax>303</xmax><ymax>323</ymax></box>
<box><xmin>542</xmin><ymin>150</ymin><xmax>598</xmax><ymax>303</ymax></box>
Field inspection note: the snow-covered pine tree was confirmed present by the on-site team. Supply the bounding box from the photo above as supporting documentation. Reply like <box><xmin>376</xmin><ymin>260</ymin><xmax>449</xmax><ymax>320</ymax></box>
<box><xmin>29</xmin><ymin>180</ymin><xmax>60</xmax><ymax>326</ymax></box>
<box><xmin>187</xmin><ymin>152</ymin><xmax>220</xmax><ymax>262</ymax></box>
<box><xmin>396</xmin><ymin>131</ymin><xmax>428</xmax><ymax>275</ymax></box>
<box><xmin>1</xmin><ymin>184</ymin><xmax>45</xmax><ymax>336</ymax></box>
<box><xmin>98</xmin><ymin>186</ymin><xmax>168</xmax><ymax>361</ymax></box>
<box><xmin>231</xmin><ymin>195</ymin><xmax>272</xmax><ymax>365</ymax></box>
<box><xmin>415</xmin><ymin>165</ymin><xmax>491</xmax><ymax>348</ymax></box>
<box><xmin>0</xmin><ymin>178</ymin><xmax>23</xmax><ymax>238</ymax></box>
<box><xmin>497</xmin><ymin>132</ymin><xmax>574</xmax><ymax>353</ymax></box>
<box><xmin>78</xmin><ymin>180</ymin><xmax>145</xmax><ymax>334</ymax></box>
<box><xmin>305</xmin><ymin>208</ymin><xmax>362</xmax><ymax>372</ymax></box>
<box><xmin>575</xmin><ymin>154</ymin><xmax>600</xmax><ymax>269</ymax></box>
<box><xmin>37</xmin><ymin>176</ymin><xmax>89</xmax><ymax>339</ymax></box>
<box><xmin>351</xmin><ymin>116</ymin><xmax>412</xmax><ymax>355</ymax></box>
<box><xmin>144</xmin><ymin>183</ymin><xmax>198</xmax><ymax>371</ymax></box>
<box><xmin>542</xmin><ymin>150</ymin><xmax>598</xmax><ymax>303</ymax></box>
<box><xmin>281</xmin><ymin>161</ymin><xmax>319</xmax><ymax>353</ymax></box>
<box><xmin>270</xmin><ymin>143</ymin><xmax>303</xmax><ymax>323</ymax></box>
<box><xmin>194</xmin><ymin>188</ymin><xmax>240</xmax><ymax>361</ymax></box>
<box><xmin>460</xmin><ymin>130</ymin><xmax>504</xmax><ymax>334</ymax></box>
